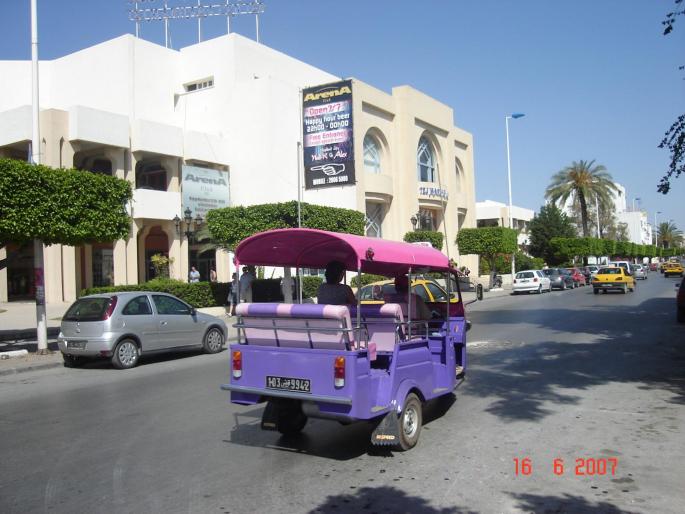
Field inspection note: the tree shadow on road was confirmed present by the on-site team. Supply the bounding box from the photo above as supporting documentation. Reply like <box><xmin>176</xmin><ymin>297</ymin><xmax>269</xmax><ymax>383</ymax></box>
<box><xmin>308</xmin><ymin>486</ymin><xmax>476</xmax><ymax>514</ymax></box>
<box><xmin>507</xmin><ymin>491</ymin><xmax>640</xmax><ymax>514</ymax></box>
<box><xmin>464</xmin><ymin>297</ymin><xmax>685</xmax><ymax>421</ymax></box>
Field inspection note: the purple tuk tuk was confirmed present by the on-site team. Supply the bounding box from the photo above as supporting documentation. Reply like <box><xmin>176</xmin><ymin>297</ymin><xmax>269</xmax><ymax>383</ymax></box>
<box><xmin>221</xmin><ymin>228</ymin><xmax>481</xmax><ymax>450</ymax></box>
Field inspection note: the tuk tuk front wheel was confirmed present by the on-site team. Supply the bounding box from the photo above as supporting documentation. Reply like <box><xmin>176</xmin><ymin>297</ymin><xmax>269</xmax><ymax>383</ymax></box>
<box><xmin>396</xmin><ymin>393</ymin><xmax>422</xmax><ymax>451</ymax></box>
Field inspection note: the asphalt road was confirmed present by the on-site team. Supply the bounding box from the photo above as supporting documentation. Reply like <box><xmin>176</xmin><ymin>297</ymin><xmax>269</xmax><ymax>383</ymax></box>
<box><xmin>0</xmin><ymin>273</ymin><xmax>683</xmax><ymax>514</ymax></box>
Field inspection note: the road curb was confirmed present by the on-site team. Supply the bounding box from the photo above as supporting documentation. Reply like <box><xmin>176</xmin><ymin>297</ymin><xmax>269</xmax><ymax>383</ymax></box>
<box><xmin>0</xmin><ymin>360</ymin><xmax>63</xmax><ymax>377</ymax></box>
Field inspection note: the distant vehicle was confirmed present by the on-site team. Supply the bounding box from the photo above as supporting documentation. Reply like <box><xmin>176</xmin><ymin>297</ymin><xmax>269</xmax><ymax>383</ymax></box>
<box><xmin>592</xmin><ymin>266</ymin><xmax>636</xmax><ymax>294</ymax></box>
<box><xmin>542</xmin><ymin>268</ymin><xmax>575</xmax><ymax>290</ymax></box>
<box><xmin>677</xmin><ymin>279</ymin><xmax>684</xmax><ymax>323</ymax></box>
<box><xmin>58</xmin><ymin>292</ymin><xmax>227</xmax><ymax>369</ymax></box>
<box><xmin>566</xmin><ymin>267</ymin><xmax>586</xmax><ymax>287</ymax></box>
<box><xmin>582</xmin><ymin>265</ymin><xmax>599</xmax><ymax>285</ymax></box>
<box><xmin>608</xmin><ymin>261</ymin><xmax>632</xmax><ymax>275</ymax></box>
<box><xmin>358</xmin><ymin>278</ymin><xmax>456</xmax><ymax>304</ymax></box>
<box><xmin>663</xmin><ymin>262</ymin><xmax>684</xmax><ymax>278</ymax></box>
<box><xmin>512</xmin><ymin>270</ymin><xmax>552</xmax><ymax>294</ymax></box>
<box><xmin>649</xmin><ymin>262</ymin><xmax>658</xmax><ymax>272</ymax></box>
<box><xmin>631</xmin><ymin>264</ymin><xmax>647</xmax><ymax>280</ymax></box>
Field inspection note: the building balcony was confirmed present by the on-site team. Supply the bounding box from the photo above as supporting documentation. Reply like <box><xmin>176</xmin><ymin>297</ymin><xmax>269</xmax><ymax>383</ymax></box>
<box><xmin>131</xmin><ymin>188</ymin><xmax>182</xmax><ymax>220</ymax></box>
<box><xmin>364</xmin><ymin>173</ymin><xmax>394</xmax><ymax>203</ymax></box>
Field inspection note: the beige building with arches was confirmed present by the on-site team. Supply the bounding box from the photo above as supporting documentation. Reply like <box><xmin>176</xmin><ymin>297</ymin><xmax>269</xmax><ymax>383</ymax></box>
<box><xmin>0</xmin><ymin>33</ymin><xmax>476</xmax><ymax>303</ymax></box>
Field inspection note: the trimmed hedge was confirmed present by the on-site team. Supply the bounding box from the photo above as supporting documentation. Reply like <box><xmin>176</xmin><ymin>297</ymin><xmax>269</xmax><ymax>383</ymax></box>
<box><xmin>301</xmin><ymin>276</ymin><xmax>323</xmax><ymax>300</ymax></box>
<box><xmin>81</xmin><ymin>279</ymin><xmax>222</xmax><ymax>308</ymax></box>
<box><xmin>350</xmin><ymin>273</ymin><xmax>387</xmax><ymax>288</ymax></box>
<box><xmin>403</xmin><ymin>230</ymin><xmax>444</xmax><ymax>250</ymax></box>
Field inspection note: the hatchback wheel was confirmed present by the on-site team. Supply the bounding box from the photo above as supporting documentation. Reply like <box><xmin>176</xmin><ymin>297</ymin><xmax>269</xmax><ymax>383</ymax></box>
<box><xmin>203</xmin><ymin>327</ymin><xmax>224</xmax><ymax>354</ymax></box>
<box><xmin>112</xmin><ymin>338</ymin><xmax>140</xmax><ymax>369</ymax></box>
<box><xmin>537</xmin><ymin>285</ymin><xmax>542</xmax><ymax>294</ymax></box>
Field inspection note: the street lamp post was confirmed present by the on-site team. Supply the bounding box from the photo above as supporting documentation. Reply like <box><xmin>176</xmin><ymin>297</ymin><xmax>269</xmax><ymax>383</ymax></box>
<box><xmin>505</xmin><ymin>113</ymin><xmax>525</xmax><ymax>281</ymax></box>
<box><xmin>654</xmin><ymin>211</ymin><xmax>661</xmax><ymax>247</ymax></box>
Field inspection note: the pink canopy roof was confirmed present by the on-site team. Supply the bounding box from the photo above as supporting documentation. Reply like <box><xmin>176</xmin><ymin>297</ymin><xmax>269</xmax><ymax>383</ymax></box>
<box><xmin>234</xmin><ymin>228</ymin><xmax>451</xmax><ymax>275</ymax></box>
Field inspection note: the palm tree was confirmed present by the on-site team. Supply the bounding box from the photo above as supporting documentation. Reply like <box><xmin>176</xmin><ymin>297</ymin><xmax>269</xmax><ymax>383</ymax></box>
<box><xmin>657</xmin><ymin>221</ymin><xmax>683</xmax><ymax>249</ymax></box>
<box><xmin>545</xmin><ymin>160</ymin><xmax>618</xmax><ymax>237</ymax></box>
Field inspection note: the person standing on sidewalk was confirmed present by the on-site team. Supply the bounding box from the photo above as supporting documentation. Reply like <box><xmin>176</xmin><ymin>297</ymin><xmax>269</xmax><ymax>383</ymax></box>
<box><xmin>239</xmin><ymin>266</ymin><xmax>255</xmax><ymax>303</ymax></box>
<box><xmin>189</xmin><ymin>266</ymin><xmax>201</xmax><ymax>283</ymax></box>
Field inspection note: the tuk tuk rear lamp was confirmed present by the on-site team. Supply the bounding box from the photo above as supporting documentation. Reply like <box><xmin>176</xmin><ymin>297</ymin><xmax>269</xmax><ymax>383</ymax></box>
<box><xmin>334</xmin><ymin>356</ymin><xmax>345</xmax><ymax>387</ymax></box>
<box><xmin>232</xmin><ymin>350</ymin><xmax>242</xmax><ymax>378</ymax></box>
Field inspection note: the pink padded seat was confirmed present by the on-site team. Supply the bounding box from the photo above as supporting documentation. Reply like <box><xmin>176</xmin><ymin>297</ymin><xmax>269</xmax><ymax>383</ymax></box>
<box><xmin>350</xmin><ymin>303</ymin><xmax>404</xmax><ymax>353</ymax></box>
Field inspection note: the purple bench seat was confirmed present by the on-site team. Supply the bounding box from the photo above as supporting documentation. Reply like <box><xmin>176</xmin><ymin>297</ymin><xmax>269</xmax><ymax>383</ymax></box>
<box><xmin>350</xmin><ymin>303</ymin><xmax>404</xmax><ymax>353</ymax></box>
<box><xmin>236</xmin><ymin>303</ymin><xmax>356</xmax><ymax>350</ymax></box>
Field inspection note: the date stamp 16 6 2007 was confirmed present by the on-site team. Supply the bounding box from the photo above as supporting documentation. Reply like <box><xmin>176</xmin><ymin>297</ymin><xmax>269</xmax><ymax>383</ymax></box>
<box><xmin>513</xmin><ymin>457</ymin><xmax>619</xmax><ymax>477</ymax></box>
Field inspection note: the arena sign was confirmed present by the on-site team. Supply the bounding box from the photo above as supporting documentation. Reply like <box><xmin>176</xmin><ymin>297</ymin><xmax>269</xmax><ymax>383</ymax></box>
<box><xmin>181</xmin><ymin>165</ymin><xmax>230</xmax><ymax>219</ymax></box>
<box><xmin>302</xmin><ymin>80</ymin><xmax>356</xmax><ymax>189</ymax></box>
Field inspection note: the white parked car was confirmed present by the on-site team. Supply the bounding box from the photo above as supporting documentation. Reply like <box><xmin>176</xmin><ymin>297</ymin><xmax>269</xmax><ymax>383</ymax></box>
<box><xmin>512</xmin><ymin>270</ymin><xmax>552</xmax><ymax>294</ymax></box>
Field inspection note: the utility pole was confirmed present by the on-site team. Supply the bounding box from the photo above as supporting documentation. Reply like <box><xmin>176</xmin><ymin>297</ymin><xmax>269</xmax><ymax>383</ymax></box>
<box><xmin>31</xmin><ymin>0</ymin><xmax>48</xmax><ymax>354</ymax></box>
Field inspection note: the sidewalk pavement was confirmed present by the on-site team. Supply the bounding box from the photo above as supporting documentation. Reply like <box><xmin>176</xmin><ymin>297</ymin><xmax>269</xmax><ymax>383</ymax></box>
<box><xmin>0</xmin><ymin>288</ymin><xmax>512</xmax><ymax>376</ymax></box>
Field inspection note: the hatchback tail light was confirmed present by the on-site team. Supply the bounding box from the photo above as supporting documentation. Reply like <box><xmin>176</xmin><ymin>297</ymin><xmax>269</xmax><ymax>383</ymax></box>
<box><xmin>334</xmin><ymin>356</ymin><xmax>345</xmax><ymax>388</ymax></box>
<box><xmin>103</xmin><ymin>296</ymin><xmax>118</xmax><ymax>320</ymax></box>
<box><xmin>232</xmin><ymin>350</ymin><xmax>242</xmax><ymax>378</ymax></box>
<box><xmin>533</xmin><ymin>278</ymin><xmax>538</xmax><ymax>282</ymax></box>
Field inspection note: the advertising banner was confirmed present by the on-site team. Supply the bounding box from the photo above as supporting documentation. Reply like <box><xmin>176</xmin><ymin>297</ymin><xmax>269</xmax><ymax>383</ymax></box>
<box><xmin>302</xmin><ymin>79</ymin><xmax>355</xmax><ymax>189</ymax></box>
<box><xmin>181</xmin><ymin>165</ymin><xmax>230</xmax><ymax>219</ymax></box>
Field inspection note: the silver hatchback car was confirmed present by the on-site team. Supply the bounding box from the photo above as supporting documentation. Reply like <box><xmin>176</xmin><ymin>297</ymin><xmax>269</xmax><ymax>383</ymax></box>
<box><xmin>58</xmin><ymin>292</ymin><xmax>227</xmax><ymax>369</ymax></box>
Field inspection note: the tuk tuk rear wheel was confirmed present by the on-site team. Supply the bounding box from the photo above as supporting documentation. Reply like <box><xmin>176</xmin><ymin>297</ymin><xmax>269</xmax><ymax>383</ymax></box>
<box><xmin>396</xmin><ymin>393</ymin><xmax>422</xmax><ymax>451</ymax></box>
<box><xmin>276</xmin><ymin>401</ymin><xmax>308</xmax><ymax>436</ymax></box>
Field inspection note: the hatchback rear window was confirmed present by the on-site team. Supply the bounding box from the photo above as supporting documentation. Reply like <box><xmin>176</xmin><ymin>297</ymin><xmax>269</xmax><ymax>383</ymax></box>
<box><xmin>599</xmin><ymin>268</ymin><xmax>621</xmax><ymax>275</ymax></box>
<box><xmin>63</xmin><ymin>298</ymin><xmax>112</xmax><ymax>322</ymax></box>
<box><xmin>516</xmin><ymin>272</ymin><xmax>534</xmax><ymax>278</ymax></box>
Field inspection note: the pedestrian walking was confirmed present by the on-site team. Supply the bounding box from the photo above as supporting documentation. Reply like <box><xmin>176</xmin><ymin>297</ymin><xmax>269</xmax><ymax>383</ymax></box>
<box><xmin>239</xmin><ymin>266</ymin><xmax>255</xmax><ymax>303</ymax></box>
<box><xmin>228</xmin><ymin>272</ymin><xmax>238</xmax><ymax>315</ymax></box>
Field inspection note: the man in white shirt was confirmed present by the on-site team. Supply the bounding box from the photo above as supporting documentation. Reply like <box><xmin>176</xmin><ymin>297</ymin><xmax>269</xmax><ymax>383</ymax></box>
<box><xmin>239</xmin><ymin>266</ymin><xmax>255</xmax><ymax>303</ymax></box>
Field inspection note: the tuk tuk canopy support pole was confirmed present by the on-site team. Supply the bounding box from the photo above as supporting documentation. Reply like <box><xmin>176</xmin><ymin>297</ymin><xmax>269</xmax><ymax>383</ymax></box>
<box><xmin>356</xmin><ymin>265</ymin><xmax>362</xmax><ymax>344</ymax></box>
<box><xmin>407</xmin><ymin>267</ymin><xmax>412</xmax><ymax>340</ymax></box>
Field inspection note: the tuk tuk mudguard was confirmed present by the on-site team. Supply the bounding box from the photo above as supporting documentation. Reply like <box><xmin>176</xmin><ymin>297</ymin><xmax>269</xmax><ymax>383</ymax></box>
<box><xmin>371</xmin><ymin>410</ymin><xmax>401</xmax><ymax>445</ymax></box>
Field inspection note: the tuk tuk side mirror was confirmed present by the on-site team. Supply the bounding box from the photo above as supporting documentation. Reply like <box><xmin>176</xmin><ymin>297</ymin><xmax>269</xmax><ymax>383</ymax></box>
<box><xmin>476</xmin><ymin>284</ymin><xmax>484</xmax><ymax>301</ymax></box>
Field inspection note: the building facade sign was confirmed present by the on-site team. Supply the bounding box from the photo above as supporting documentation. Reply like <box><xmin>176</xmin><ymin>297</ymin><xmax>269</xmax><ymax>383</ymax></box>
<box><xmin>181</xmin><ymin>165</ymin><xmax>229</xmax><ymax>218</ymax></box>
<box><xmin>302</xmin><ymin>79</ymin><xmax>356</xmax><ymax>189</ymax></box>
<box><xmin>418</xmin><ymin>186</ymin><xmax>449</xmax><ymax>200</ymax></box>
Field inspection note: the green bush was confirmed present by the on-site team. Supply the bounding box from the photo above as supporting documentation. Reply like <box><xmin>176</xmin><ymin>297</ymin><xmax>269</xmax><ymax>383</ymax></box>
<box><xmin>0</xmin><ymin>158</ymin><xmax>132</xmax><ymax>245</ymax></box>
<box><xmin>81</xmin><ymin>279</ymin><xmax>221</xmax><ymax>308</ymax></box>
<box><xmin>301</xmin><ymin>276</ymin><xmax>323</xmax><ymax>299</ymax></box>
<box><xmin>403</xmin><ymin>230</ymin><xmax>444</xmax><ymax>250</ymax></box>
<box><xmin>350</xmin><ymin>273</ymin><xmax>387</xmax><ymax>288</ymax></box>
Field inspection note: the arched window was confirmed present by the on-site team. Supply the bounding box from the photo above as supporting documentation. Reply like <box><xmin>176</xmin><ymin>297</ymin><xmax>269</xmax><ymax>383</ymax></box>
<box><xmin>417</xmin><ymin>137</ymin><xmax>435</xmax><ymax>182</ymax></box>
<box><xmin>455</xmin><ymin>157</ymin><xmax>464</xmax><ymax>192</ymax></box>
<box><xmin>363</xmin><ymin>135</ymin><xmax>381</xmax><ymax>174</ymax></box>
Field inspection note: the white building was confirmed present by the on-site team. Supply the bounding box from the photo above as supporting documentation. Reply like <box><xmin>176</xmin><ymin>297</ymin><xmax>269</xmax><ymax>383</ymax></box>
<box><xmin>616</xmin><ymin>211</ymin><xmax>653</xmax><ymax>245</ymax></box>
<box><xmin>476</xmin><ymin>200</ymin><xmax>534</xmax><ymax>247</ymax></box>
<box><xmin>0</xmin><ymin>34</ymin><xmax>477</xmax><ymax>303</ymax></box>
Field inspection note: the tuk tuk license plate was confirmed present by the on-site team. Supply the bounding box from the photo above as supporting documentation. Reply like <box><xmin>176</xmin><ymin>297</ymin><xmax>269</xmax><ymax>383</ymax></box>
<box><xmin>266</xmin><ymin>376</ymin><xmax>311</xmax><ymax>393</ymax></box>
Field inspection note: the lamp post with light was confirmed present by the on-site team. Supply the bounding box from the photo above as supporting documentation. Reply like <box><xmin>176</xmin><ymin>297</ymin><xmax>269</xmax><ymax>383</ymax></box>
<box><xmin>174</xmin><ymin>207</ymin><xmax>204</xmax><ymax>242</ymax></box>
<box><xmin>505</xmin><ymin>113</ymin><xmax>525</xmax><ymax>281</ymax></box>
<box><xmin>654</xmin><ymin>211</ymin><xmax>661</xmax><ymax>247</ymax></box>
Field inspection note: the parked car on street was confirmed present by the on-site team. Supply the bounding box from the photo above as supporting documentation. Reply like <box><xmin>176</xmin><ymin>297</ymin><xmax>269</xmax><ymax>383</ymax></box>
<box><xmin>566</xmin><ymin>267</ymin><xmax>586</xmax><ymax>287</ymax></box>
<box><xmin>58</xmin><ymin>292</ymin><xmax>228</xmax><ymax>369</ymax></box>
<box><xmin>631</xmin><ymin>264</ymin><xmax>647</xmax><ymax>280</ymax></box>
<box><xmin>677</xmin><ymin>279</ymin><xmax>684</xmax><ymax>323</ymax></box>
<box><xmin>649</xmin><ymin>262</ymin><xmax>658</xmax><ymax>271</ymax></box>
<box><xmin>542</xmin><ymin>268</ymin><xmax>575</xmax><ymax>290</ymax></box>
<box><xmin>592</xmin><ymin>266</ymin><xmax>636</xmax><ymax>294</ymax></box>
<box><xmin>512</xmin><ymin>270</ymin><xmax>552</xmax><ymax>294</ymax></box>
<box><xmin>582</xmin><ymin>265</ymin><xmax>599</xmax><ymax>284</ymax></box>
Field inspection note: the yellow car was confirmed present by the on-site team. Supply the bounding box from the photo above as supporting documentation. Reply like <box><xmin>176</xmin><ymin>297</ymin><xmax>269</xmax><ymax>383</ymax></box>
<box><xmin>663</xmin><ymin>263</ymin><xmax>684</xmax><ymax>278</ymax></box>
<box><xmin>357</xmin><ymin>278</ymin><xmax>457</xmax><ymax>304</ymax></box>
<box><xmin>592</xmin><ymin>266</ymin><xmax>636</xmax><ymax>294</ymax></box>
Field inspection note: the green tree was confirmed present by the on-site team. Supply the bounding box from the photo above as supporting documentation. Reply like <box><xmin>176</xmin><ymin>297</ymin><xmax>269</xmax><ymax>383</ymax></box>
<box><xmin>658</xmin><ymin>0</ymin><xmax>685</xmax><ymax>193</ymax></box>
<box><xmin>545</xmin><ymin>160</ymin><xmax>618</xmax><ymax>237</ymax></box>
<box><xmin>456</xmin><ymin>227</ymin><xmax>517</xmax><ymax>288</ymax></box>
<box><xmin>528</xmin><ymin>204</ymin><xmax>576</xmax><ymax>265</ymax></box>
<box><xmin>657</xmin><ymin>221</ymin><xmax>684</xmax><ymax>248</ymax></box>
<box><xmin>0</xmin><ymin>158</ymin><xmax>132</xmax><ymax>245</ymax></box>
<box><xmin>206</xmin><ymin>201</ymin><xmax>365</xmax><ymax>249</ymax></box>
<box><xmin>403</xmin><ymin>230</ymin><xmax>444</xmax><ymax>250</ymax></box>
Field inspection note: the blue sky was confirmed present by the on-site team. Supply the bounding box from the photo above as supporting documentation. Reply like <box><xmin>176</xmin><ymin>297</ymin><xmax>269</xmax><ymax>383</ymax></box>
<box><xmin>1</xmin><ymin>0</ymin><xmax>684</xmax><ymax>229</ymax></box>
